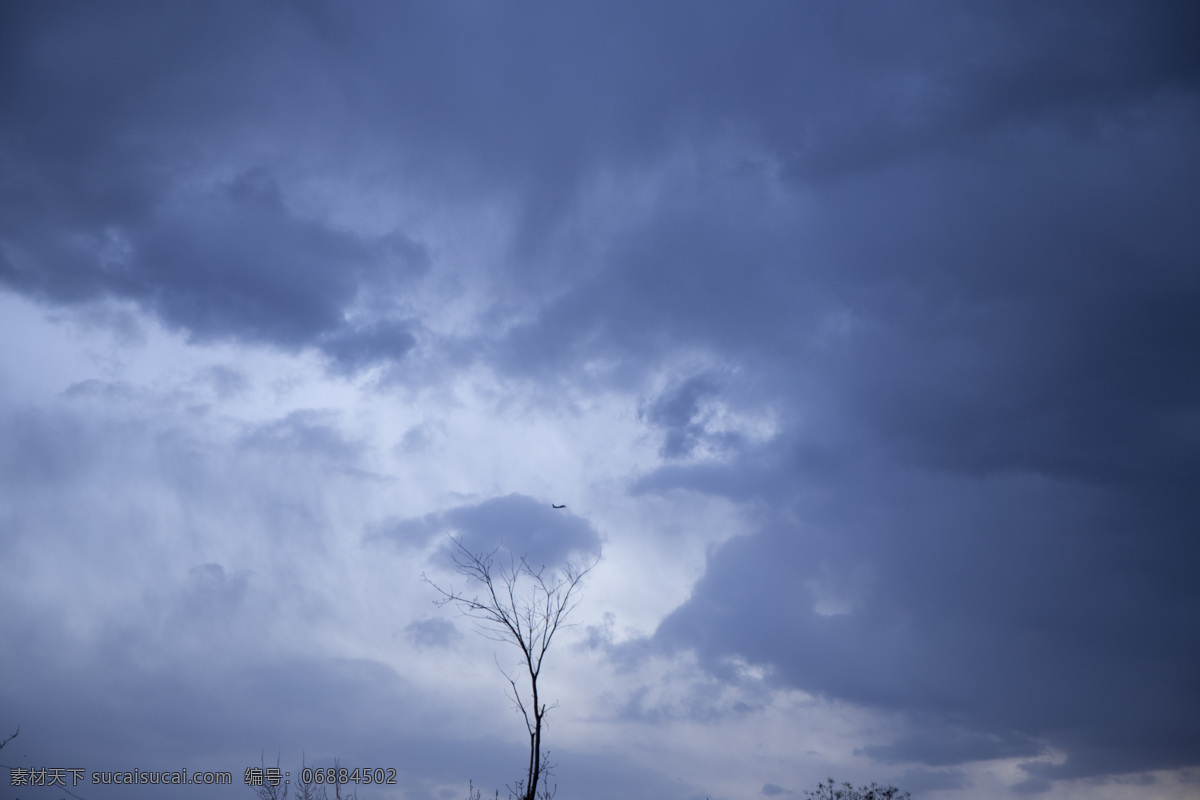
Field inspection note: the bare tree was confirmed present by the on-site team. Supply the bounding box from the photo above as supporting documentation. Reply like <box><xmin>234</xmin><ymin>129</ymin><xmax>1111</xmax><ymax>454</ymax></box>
<box><xmin>251</xmin><ymin>752</ymin><xmax>289</xmax><ymax>800</ymax></box>
<box><xmin>291</xmin><ymin>755</ymin><xmax>320</xmax><ymax>800</ymax></box>
<box><xmin>804</xmin><ymin>778</ymin><xmax>911</xmax><ymax>800</ymax></box>
<box><xmin>0</xmin><ymin>726</ymin><xmax>16</xmax><ymax>752</ymax></box>
<box><xmin>464</xmin><ymin>779</ymin><xmax>500</xmax><ymax>800</ymax></box>
<box><xmin>424</xmin><ymin>535</ymin><xmax>596</xmax><ymax>800</ymax></box>
<box><xmin>325</xmin><ymin>757</ymin><xmax>358</xmax><ymax>800</ymax></box>
<box><xmin>250</xmin><ymin>752</ymin><xmax>356</xmax><ymax>800</ymax></box>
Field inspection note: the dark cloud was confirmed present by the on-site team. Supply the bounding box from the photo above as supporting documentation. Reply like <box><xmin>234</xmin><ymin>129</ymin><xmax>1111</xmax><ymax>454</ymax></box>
<box><xmin>1011</xmin><ymin>776</ymin><xmax>1053</xmax><ymax>795</ymax></box>
<box><xmin>376</xmin><ymin>493</ymin><xmax>602</xmax><ymax>570</ymax></box>
<box><xmin>542</xmin><ymin>7</ymin><xmax>1200</xmax><ymax>785</ymax></box>
<box><xmin>0</xmin><ymin>3</ymin><xmax>428</xmax><ymax>372</ymax></box>
<box><xmin>614</xmin><ymin>673</ymin><xmax>765</xmax><ymax>727</ymax></box>
<box><xmin>0</xmin><ymin>160</ymin><xmax>426</xmax><ymax>371</ymax></box>
<box><xmin>860</xmin><ymin>728</ymin><xmax>1041</xmax><ymax>767</ymax></box>
<box><xmin>2</xmin><ymin>2</ymin><xmax>1199</xmax><ymax>796</ymax></box>
<box><xmin>405</xmin><ymin>617</ymin><xmax>461</xmax><ymax>649</ymax></box>
<box><xmin>651</xmin><ymin>445</ymin><xmax>1200</xmax><ymax>778</ymax></box>
<box><xmin>437</xmin><ymin>494</ymin><xmax>603</xmax><ymax>568</ymax></box>
<box><xmin>898</xmin><ymin>768</ymin><xmax>970</xmax><ymax>794</ymax></box>
<box><xmin>319</xmin><ymin>318</ymin><xmax>418</xmax><ymax>375</ymax></box>
<box><xmin>6</xmin><ymin>2</ymin><xmax>1196</xmax><ymax>375</ymax></box>
<box><xmin>643</xmin><ymin>375</ymin><xmax>719</xmax><ymax>459</ymax></box>
<box><xmin>641</xmin><ymin>373</ymin><xmax>743</xmax><ymax>460</ymax></box>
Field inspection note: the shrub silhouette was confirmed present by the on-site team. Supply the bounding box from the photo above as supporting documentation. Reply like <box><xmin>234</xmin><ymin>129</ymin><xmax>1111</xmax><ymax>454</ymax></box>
<box><xmin>804</xmin><ymin>778</ymin><xmax>911</xmax><ymax>800</ymax></box>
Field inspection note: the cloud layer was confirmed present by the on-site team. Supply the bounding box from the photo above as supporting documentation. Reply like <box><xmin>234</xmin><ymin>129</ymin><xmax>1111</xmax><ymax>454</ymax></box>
<box><xmin>1</xmin><ymin>3</ymin><xmax>1198</xmax><ymax>799</ymax></box>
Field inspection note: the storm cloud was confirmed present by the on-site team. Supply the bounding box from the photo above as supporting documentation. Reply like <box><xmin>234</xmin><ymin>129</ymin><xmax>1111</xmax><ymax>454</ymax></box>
<box><xmin>1</xmin><ymin>2</ymin><xmax>1197</xmax><ymax>799</ymax></box>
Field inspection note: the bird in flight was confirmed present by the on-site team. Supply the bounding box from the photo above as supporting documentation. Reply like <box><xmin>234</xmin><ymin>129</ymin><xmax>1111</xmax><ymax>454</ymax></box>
<box><xmin>551</xmin><ymin>504</ymin><xmax>566</xmax><ymax>509</ymax></box>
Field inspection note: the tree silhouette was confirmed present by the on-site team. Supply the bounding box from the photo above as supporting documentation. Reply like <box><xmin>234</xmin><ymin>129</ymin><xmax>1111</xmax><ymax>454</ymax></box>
<box><xmin>804</xmin><ymin>778</ymin><xmax>911</xmax><ymax>800</ymax></box>
<box><xmin>424</xmin><ymin>535</ymin><xmax>595</xmax><ymax>800</ymax></box>
<box><xmin>250</xmin><ymin>752</ymin><xmax>356</xmax><ymax>800</ymax></box>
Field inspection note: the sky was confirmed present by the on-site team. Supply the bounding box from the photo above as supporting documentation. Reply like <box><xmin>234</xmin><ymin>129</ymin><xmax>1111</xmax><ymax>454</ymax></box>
<box><xmin>1</xmin><ymin>2</ymin><xmax>1198</xmax><ymax>800</ymax></box>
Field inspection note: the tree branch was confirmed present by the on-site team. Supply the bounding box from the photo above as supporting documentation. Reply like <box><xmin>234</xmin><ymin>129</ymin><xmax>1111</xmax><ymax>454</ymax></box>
<box><xmin>423</xmin><ymin>534</ymin><xmax>596</xmax><ymax>800</ymax></box>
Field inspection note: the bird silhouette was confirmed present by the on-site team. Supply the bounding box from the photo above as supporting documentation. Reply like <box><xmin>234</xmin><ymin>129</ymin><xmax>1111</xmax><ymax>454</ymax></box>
<box><xmin>551</xmin><ymin>503</ymin><xmax>566</xmax><ymax>509</ymax></box>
